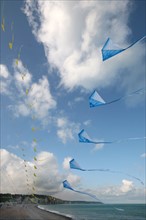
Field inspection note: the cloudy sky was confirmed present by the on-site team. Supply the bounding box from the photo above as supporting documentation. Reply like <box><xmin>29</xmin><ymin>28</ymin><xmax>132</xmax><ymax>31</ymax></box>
<box><xmin>0</xmin><ymin>0</ymin><xmax>145</xmax><ymax>204</ymax></box>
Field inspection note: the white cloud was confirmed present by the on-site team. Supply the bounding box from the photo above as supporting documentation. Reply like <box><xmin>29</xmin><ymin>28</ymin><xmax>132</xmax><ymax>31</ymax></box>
<box><xmin>23</xmin><ymin>0</ymin><xmax>145</xmax><ymax>96</ymax></box>
<box><xmin>0</xmin><ymin>64</ymin><xmax>10</xmax><ymax>78</ymax></box>
<box><xmin>67</xmin><ymin>173</ymin><xmax>81</xmax><ymax>186</ymax></box>
<box><xmin>1</xmin><ymin>149</ymin><xmax>144</xmax><ymax>203</ymax></box>
<box><xmin>63</xmin><ymin>157</ymin><xmax>72</xmax><ymax>170</ymax></box>
<box><xmin>83</xmin><ymin>120</ymin><xmax>91</xmax><ymax>126</ymax></box>
<box><xmin>57</xmin><ymin>129</ymin><xmax>73</xmax><ymax>144</ymax></box>
<box><xmin>74</xmin><ymin>97</ymin><xmax>84</xmax><ymax>103</ymax></box>
<box><xmin>141</xmin><ymin>153</ymin><xmax>146</xmax><ymax>158</ymax></box>
<box><xmin>57</xmin><ymin>117</ymin><xmax>68</xmax><ymax>128</ymax></box>
<box><xmin>97</xmin><ymin>179</ymin><xmax>134</xmax><ymax>196</ymax></box>
<box><xmin>0</xmin><ymin>149</ymin><xmax>80</xmax><ymax>195</ymax></box>
<box><xmin>68</xmin><ymin>96</ymin><xmax>84</xmax><ymax>108</ymax></box>
<box><xmin>93</xmin><ymin>143</ymin><xmax>104</xmax><ymax>151</ymax></box>
<box><xmin>14</xmin><ymin>102</ymin><xmax>30</xmax><ymax>117</ymax></box>
<box><xmin>3</xmin><ymin>60</ymin><xmax>57</xmax><ymax>122</ymax></box>
<box><xmin>13</xmin><ymin>60</ymin><xmax>32</xmax><ymax>89</ymax></box>
<box><xmin>86</xmin><ymin>179</ymin><xmax>145</xmax><ymax>203</ymax></box>
<box><xmin>56</xmin><ymin>117</ymin><xmax>80</xmax><ymax>144</ymax></box>
<box><xmin>56</xmin><ymin>178</ymin><xmax>145</xmax><ymax>203</ymax></box>
<box><xmin>0</xmin><ymin>149</ymin><xmax>28</xmax><ymax>194</ymax></box>
<box><xmin>120</xmin><ymin>179</ymin><xmax>134</xmax><ymax>193</ymax></box>
<box><xmin>26</xmin><ymin>76</ymin><xmax>57</xmax><ymax>119</ymax></box>
<box><xmin>0</xmin><ymin>64</ymin><xmax>12</xmax><ymax>95</ymax></box>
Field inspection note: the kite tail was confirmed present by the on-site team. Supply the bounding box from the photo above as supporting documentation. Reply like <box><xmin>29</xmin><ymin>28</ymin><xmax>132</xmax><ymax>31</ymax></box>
<box><xmin>126</xmin><ymin>36</ymin><xmax>146</xmax><ymax>50</ymax></box>
<box><xmin>87</xmin><ymin>169</ymin><xmax>111</xmax><ymax>172</ymax></box>
<box><xmin>107</xmin><ymin>88</ymin><xmax>145</xmax><ymax>105</ymax></box>
<box><xmin>74</xmin><ymin>189</ymin><xmax>102</xmax><ymax>202</ymax></box>
<box><xmin>108</xmin><ymin>170</ymin><xmax>144</xmax><ymax>185</ymax></box>
<box><xmin>85</xmin><ymin>168</ymin><xmax>144</xmax><ymax>185</ymax></box>
<box><xmin>123</xmin><ymin>173</ymin><xmax>144</xmax><ymax>185</ymax></box>
<box><xmin>120</xmin><ymin>88</ymin><xmax>145</xmax><ymax>100</ymax></box>
<box><xmin>126</xmin><ymin>137</ymin><xmax>146</xmax><ymax>141</ymax></box>
<box><xmin>116</xmin><ymin>136</ymin><xmax>146</xmax><ymax>144</ymax></box>
<box><xmin>74</xmin><ymin>189</ymin><xmax>124</xmax><ymax>212</ymax></box>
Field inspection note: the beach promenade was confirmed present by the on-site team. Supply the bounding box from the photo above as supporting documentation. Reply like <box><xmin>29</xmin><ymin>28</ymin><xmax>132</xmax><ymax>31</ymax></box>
<box><xmin>0</xmin><ymin>204</ymin><xmax>72</xmax><ymax>220</ymax></box>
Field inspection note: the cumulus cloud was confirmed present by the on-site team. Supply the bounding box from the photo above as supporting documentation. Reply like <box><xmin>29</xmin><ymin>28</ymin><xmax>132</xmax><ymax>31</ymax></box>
<box><xmin>56</xmin><ymin>117</ymin><xmax>80</xmax><ymax>144</ymax></box>
<box><xmin>23</xmin><ymin>0</ymin><xmax>145</xmax><ymax>95</ymax></box>
<box><xmin>85</xmin><ymin>179</ymin><xmax>145</xmax><ymax>203</ymax></box>
<box><xmin>13</xmin><ymin>60</ymin><xmax>32</xmax><ymax>89</ymax></box>
<box><xmin>0</xmin><ymin>149</ymin><xmax>28</xmax><ymax>194</ymax></box>
<box><xmin>67</xmin><ymin>173</ymin><xmax>81</xmax><ymax>186</ymax></box>
<box><xmin>0</xmin><ymin>64</ymin><xmax>12</xmax><ymax>95</ymax></box>
<box><xmin>120</xmin><ymin>179</ymin><xmax>134</xmax><ymax>193</ymax></box>
<box><xmin>1</xmin><ymin>149</ymin><xmax>143</xmax><ymax>202</ymax></box>
<box><xmin>3</xmin><ymin>60</ymin><xmax>57</xmax><ymax>121</ymax></box>
<box><xmin>63</xmin><ymin>157</ymin><xmax>72</xmax><ymax>170</ymax></box>
<box><xmin>0</xmin><ymin>64</ymin><xmax>10</xmax><ymax>78</ymax></box>
<box><xmin>57</xmin><ymin>117</ymin><xmax>68</xmax><ymax>128</ymax></box>
<box><xmin>96</xmin><ymin>179</ymin><xmax>135</xmax><ymax>197</ymax></box>
<box><xmin>26</xmin><ymin>76</ymin><xmax>57</xmax><ymax>119</ymax></box>
<box><xmin>0</xmin><ymin>149</ymin><xmax>80</xmax><ymax>195</ymax></box>
<box><xmin>56</xmin><ymin>177</ymin><xmax>145</xmax><ymax>203</ymax></box>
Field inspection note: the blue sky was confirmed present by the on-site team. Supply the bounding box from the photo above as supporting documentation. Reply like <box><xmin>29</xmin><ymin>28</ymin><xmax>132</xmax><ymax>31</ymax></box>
<box><xmin>0</xmin><ymin>0</ymin><xmax>145</xmax><ymax>203</ymax></box>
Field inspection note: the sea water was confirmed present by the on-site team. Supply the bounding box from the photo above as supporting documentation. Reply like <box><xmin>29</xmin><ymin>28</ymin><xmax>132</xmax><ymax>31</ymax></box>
<box><xmin>39</xmin><ymin>203</ymin><xmax>146</xmax><ymax>220</ymax></box>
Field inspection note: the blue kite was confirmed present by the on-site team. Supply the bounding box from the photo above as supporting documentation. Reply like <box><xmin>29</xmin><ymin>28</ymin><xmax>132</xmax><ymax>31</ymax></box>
<box><xmin>63</xmin><ymin>180</ymin><xmax>124</xmax><ymax>211</ymax></box>
<box><xmin>63</xmin><ymin>180</ymin><xmax>100</xmax><ymax>201</ymax></box>
<box><xmin>89</xmin><ymin>88</ymin><xmax>145</xmax><ymax>108</ymax></box>
<box><xmin>69</xmin><ymin>158</ymin><xmax>144</xmax><ymax>185</ymax></box>
<box><xmin>78</xmin><ymin>129</ymin><xmax>114</xmax><ymax>144</ymax></box>
<box><xmin>78</xmin><ymin>129</ymin><xmax>146</xmax><ymax>145</ymax></box>
<box><xmin>101</xmin><ymin>36</ymin><xmax>146</xmax><ymax>61</ymax></box>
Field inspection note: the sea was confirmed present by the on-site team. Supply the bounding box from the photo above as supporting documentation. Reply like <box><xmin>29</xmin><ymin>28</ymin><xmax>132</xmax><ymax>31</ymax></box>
<box><xmin>38</xmin><ymin>203</ymin><xmax>146</xmax><ymax>220</ymax></box>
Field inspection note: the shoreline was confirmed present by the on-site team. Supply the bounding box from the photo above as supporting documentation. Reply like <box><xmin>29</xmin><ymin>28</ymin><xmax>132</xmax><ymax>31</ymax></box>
<box><xmin>0</xmin><ymin>203</ymin><xmax>72</xmax><ymax>220</ymax></box>
<box><xmin>37</xmin><ymin>205</ymin><xmax>73</xmax><ymax>219</ymax></box>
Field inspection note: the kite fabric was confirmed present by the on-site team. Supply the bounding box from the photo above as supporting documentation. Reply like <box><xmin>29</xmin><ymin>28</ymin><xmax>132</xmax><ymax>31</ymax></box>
<box><xmin>89</xmin><ymin>88</ymin><xmax>145</xmax><ymax>108</ymax></box>
<box><xmin>101</xmin><ymin>36</ymin><xmax>146</xmax><ymax>61</ymax></box>
<box><xmin>63</xmin><ymin>180</ymin><xmax>100</xmax><ymax>201</ymax></box>
<box><xmin>69</xmin><ymin>159</ymin><xmax>144</xmax><ymax>185</ymax></box>
<box><xmin>78</xmin><ymin>129</ymin><xmax>146</xmax><ymax>145</ymax></box>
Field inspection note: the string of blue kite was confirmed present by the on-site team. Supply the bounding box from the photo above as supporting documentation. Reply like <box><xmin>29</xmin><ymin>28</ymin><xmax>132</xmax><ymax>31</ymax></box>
<box><xmin>89</xmin><ymin>88</ymin><xmax>145</xmax><ymax>108</ymax></box>
<box><xmin>101</xmin><ymin>36</ymin><xmax>146</xmax><ymax>61</ymax></box>
<box><xmin>69</xmin><ymin>159</ymin><xmax>144</xmax><ymax>185</ymax></box>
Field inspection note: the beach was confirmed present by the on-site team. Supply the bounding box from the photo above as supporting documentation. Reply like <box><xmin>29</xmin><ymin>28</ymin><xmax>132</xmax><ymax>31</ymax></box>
<box><xmin>0</xmin><ymin>204</ymin><xmax>72</xmax><ymax>220</ymax></box>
